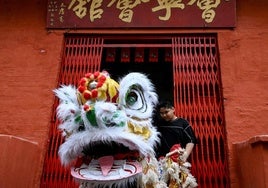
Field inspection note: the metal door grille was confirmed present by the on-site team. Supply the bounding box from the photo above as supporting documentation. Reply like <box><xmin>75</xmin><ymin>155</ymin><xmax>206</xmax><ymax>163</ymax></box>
<box><xmin>172</xmin><ymin>35</ymin><xmax>230</xmax><ymax>188</ymax></box>
<box><xmin>41</xmin><ymin>36</ymin><xmax>103</xmax><ymax>188</ymax></box>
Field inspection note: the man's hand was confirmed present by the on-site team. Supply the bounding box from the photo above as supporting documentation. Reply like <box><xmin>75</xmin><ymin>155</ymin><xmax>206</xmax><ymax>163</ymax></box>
<box><xmin>180</xmin><ymin>151</ymin><xmax>189</xmax><ymax>162</ymax></box>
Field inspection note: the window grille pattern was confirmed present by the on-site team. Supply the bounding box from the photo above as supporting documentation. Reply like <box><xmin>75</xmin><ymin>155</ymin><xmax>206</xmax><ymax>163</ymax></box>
<box><xmin>172</xmin><ymin>36</ymin><xmax>230</xmax><ymax>188</ymax></box>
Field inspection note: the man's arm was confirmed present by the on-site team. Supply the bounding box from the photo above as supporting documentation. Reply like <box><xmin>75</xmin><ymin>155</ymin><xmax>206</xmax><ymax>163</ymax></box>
<box><xmin>181</xmin><ymin>142</ymin><xmax>195</xmax><ymax>162</ymax></box>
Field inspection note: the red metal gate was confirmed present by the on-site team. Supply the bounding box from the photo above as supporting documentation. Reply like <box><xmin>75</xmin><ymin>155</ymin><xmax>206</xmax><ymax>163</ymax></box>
<box><xmin>40</xmin><ymin>36</ymin><xmax>103</xmax><ymax>188</ymax></box>
<box><xmin>172</xmin><ymin>35</ymin><xmax>230</xmax><ymax>188</ymax></box>
<box><xmin>41</xmin><ymin>34</ymin><xmax>230</xmax><ymax>188</ymax></box>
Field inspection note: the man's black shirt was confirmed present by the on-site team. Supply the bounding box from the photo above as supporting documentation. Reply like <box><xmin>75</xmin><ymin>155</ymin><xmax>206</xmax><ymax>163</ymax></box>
<box><xmin>156</xmin><ymin>118</ymin><xmax>197</xmax><ymax>157</ymax></box>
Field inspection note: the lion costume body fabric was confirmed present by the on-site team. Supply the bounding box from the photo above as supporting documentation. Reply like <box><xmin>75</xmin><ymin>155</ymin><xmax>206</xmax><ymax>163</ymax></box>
<box><xmin>54</xmin><ymin>71</ymin><xmax>197</xmax><ymax>188</ymax></box>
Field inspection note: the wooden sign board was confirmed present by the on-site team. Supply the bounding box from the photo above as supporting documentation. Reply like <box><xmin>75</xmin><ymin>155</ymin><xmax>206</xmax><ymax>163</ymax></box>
<box><xmin>47</xmin><ymin>0</ymin><xmax>236</xmax><ymax>29</ymax></box>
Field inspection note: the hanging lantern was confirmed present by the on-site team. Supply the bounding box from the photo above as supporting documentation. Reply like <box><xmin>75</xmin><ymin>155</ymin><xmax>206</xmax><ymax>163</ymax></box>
<box><xmin>149</xmin><ymin>48</ymin><xmax>158</xmax><ymax>62</ymax></box>
<box><xmin>106</xmin><ymin>48</ymin><xmax>116</xmax><ymax>62</ymax></box>
<box><xmin>121</xmin><ymin>48</ymin><xmax>130</xmax><ymax>63</ymax></box>
<box><xmin>165</xmin><ymin>48</ymin><xmax>172</xmax><ymax>62</ymax></box>
<box><xmin>135</xmin><ymin>48</ymin><xmax>144</xmax><ymax>63</ymax></box>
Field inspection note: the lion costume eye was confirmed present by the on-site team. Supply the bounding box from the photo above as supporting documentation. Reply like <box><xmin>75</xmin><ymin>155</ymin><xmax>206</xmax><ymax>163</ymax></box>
<box><xmin>126</xmin><ymin>91</ymin><xmax>137</xmax><ymax>106</ymax></box>
<box><xmin>125</xmin><ymin>85</ymin><xmax>146</xmax><ymax>112</ymax></box>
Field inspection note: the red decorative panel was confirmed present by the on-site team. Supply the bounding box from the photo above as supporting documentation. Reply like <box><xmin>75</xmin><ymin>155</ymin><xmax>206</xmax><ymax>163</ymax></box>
<box><xmin>46</xmin><ymin>0</ymin><xmax>236</xmax><ymax>28</ymax></box>
<box><xmin>40</xmin><ymin>36</ymin><xmax>103</xmax><ymax>188</ymax></box>
<box><xmin>172</xmin><ymin>35</ymin><xmax>230</xmax><ymax>188</ymax></box>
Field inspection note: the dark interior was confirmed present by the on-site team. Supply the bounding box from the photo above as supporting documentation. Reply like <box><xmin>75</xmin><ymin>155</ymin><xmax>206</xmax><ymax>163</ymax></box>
<box><xmin>101</xmin><ymin>47</ymin><xmax>174</xmax><ymax>101</ymax></box>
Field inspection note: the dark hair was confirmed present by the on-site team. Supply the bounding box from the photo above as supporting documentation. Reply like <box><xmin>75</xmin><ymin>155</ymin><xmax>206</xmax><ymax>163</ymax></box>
<box><xmin>157</xmin><ymin>100</ymin><xmax>174</xmax><ymax>109</ymax></box>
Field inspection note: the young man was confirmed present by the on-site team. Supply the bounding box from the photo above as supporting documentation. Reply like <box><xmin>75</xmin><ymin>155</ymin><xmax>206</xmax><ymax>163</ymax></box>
<box><xmin>156</xmin><ymin>100</ymin><xmax>197</xmax><ymax>161</ymax></box>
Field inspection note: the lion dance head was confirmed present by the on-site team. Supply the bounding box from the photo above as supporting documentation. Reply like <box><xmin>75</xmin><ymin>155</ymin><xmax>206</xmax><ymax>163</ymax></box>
<box><xmin>54</xmin><ymin>71</ymin><xmax>166</xmax><ymax>188</ymax></box>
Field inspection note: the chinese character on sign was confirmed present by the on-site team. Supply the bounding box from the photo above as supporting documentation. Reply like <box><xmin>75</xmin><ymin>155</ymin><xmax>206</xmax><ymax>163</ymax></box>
<box><xmin>152</xmin><ymin>0</ymin><xmax>220</xmax><ymax>23</ymax></box>
<box><xmin>68</xmin><ymin>0</ymin><xmax>88</xmax><ymax>19</ymax></box>
<box><xmin>48</xmin><ymin>1</ymin><xmax>58</xmax><ymax>26</ymax></box>
<box><xmin>107</xmin><ymin>0</ymin><xmax>150</xmax><ymax>23</ymax></box>
<box><xmin>59</xmin><ymin>3</ymin><xmax>66</xmax><ymax>23</ymax></box>
<box><xmin>68</xmin><ymin>0</ymin><xmax>103</xmax><ymax>22</ymax></box>
<box><xmin>89</xmin><ymin>0</ymin><xmax>103</xmax><ymax>22</ymax></box>
<box><xmin>152</xmin><ymin>0</ymin><xmax>185</xmax><ymax>21</ymax></box>
<box><xmin>187</xmin><ymin>0</ymin><xmax>220</xmax><ymax>23</ymax></box>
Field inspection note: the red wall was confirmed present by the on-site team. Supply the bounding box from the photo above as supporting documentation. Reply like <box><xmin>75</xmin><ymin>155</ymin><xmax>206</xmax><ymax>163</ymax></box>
<box><xmin>218</xmin><ymin>1</ymin><xmax>268</xmax><ymax>186</ymax></box>
<box><xmin>0</xmin><ymin>0</ymin><xmax>267</xmax><ymax>187</ymax></box>
<box><xmin>0</xmin><ymin>1</ymin><xmax>62</xmax><ymax>187</ymax></box>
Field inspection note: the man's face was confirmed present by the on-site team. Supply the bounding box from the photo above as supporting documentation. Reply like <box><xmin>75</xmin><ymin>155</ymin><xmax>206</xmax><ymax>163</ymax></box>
<box><xmin>159</xmin><ymin>107</ymin><xmax>175</xmax><ymax>122</ymax></box>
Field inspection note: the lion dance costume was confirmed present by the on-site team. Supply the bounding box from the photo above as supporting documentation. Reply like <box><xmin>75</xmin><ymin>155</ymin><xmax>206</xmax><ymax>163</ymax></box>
<box><xmin>54</xmin><ymin>71</ymin><xmax>197</xmax><ymax>188</ymax></box>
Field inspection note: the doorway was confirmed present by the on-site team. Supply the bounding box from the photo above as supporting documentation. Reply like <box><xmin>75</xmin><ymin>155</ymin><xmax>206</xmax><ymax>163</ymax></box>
<box><xmin>41</xmin><ymin>34</ymin><xmax>230</xmax><ymax>188</ymax></box>
<box><xmin>101</xmin><ymin>44</ymin><xmax>173</xmax><ymax>101</ymax></box>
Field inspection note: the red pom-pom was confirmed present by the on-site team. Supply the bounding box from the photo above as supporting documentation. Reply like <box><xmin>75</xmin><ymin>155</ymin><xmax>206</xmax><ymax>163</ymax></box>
<box><xmin>85</xmin><ymin>73</ymin><xmax>92</xmax><ymax>78</ymax></box>
<box><xmin>98</xmin><ymin>75</ymin><xmax>106</xmax><ymax>82</ymax></box>
<box><xmin>79</xmin><ymin>78</ymin><xmax>87</xmax><ymax>86</ymax></box>
<box><xmin>83</xmin><ymin>104</ymin><xmax>90</xmax><ymax>111</ymax></box>
<box><xmin>83</xmin><ymin>91</ymin><xmax>91</xmax><ymax>100</ymax></box>
<box><xmin>94</xmin><ymin>71</ymin><xmax>100</xmax><ymax>78</ymax></box>
<box><xmin>97</xmin><ymin>81</ymin><xmax>104</xmax><ymax>88</ymax></box>
<box><xmin>78</xmin><ymin>86</ymin><xmax>86</xmax><ymax>93</ymax></box>
<box><xmin>91</xmin><ymin>89</ymin><xmax>98</xmax><ymax>98</ymax></box>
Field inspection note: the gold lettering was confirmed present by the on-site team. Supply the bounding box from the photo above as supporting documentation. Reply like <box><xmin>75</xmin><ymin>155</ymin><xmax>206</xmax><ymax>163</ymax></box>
<box><xmin>90</xmin><ymin>0</ymin><xmax>103</xmax><ymax>22</ymax></box>
<box><xmin>152</xmin><ymin>0</ymin><xmax>185</xmax><ymax>21</ymax></box>
<box><xmin>107</xmin><ymin>0</ymin><xmax>149</xmax><ymax>23</ymax></box>
<box><xmin>68</xmin><ymin>0</ymin><xmax>89</xmax><ymax>19</ymax></box>
<box><xmin>202</xmin><ymin>8</ymin><xmax>216</xmax><ymax>23</ymax></box>
<box><xmin>187</xmin><ymin>0</ymin><xmax>220</xmax><ymax>23</ymax></box>
<box><xmin>59</xmin><ymin>8</ymin><xmax>65</xmax><ymax>15</ymax></box>
<box><xmin>58</xmin><ymin>3</ymin><xmax>66</xmax><ymax>23</ymax></box>
<box><xmin>48</xmin><ymin>1</ymin><xmax>58</xmax><ymax>12</ymax></box>
<box><xmin>187</xmin><ymin>0</ymin><xmax>196</xmax><ymax>5</ymax></box>
<box><xmin>59</xmin><ymin>16</ymin><xmax>64</xmax><ymax>23</ymax></box>
<box><xmin>59</xmin><ymin>3</ymin><xmax>66</xmax><ymax>15</ymax></box>
<box><xmin>119</xmin><ymin>9</ymin><xmax>133</xmax><ymax>23</ymax></box>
